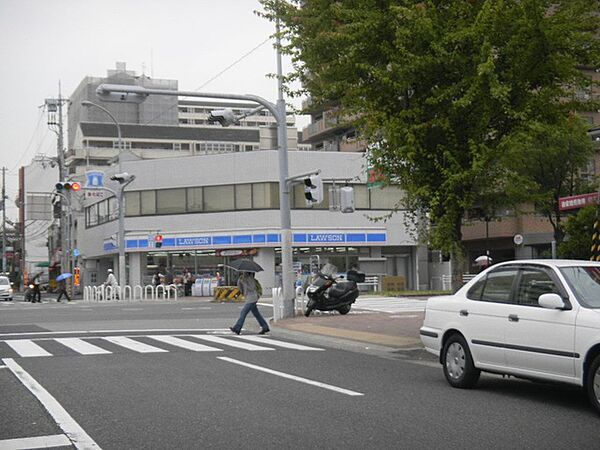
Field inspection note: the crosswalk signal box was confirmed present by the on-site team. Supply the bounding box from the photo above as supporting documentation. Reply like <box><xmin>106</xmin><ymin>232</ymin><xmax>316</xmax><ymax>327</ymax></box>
<box><xmin>304</xmin><ymin>174</ymin><xmax>323</xmax><ymax>206</ymax></box>
<box><xmin>154</xmin><ymin>234</ymin><xmax>163</xmax><ymax>248</ymax></box>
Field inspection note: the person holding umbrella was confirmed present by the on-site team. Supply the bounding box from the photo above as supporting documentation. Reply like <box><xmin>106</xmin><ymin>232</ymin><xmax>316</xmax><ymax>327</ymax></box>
<box><xmin>55</xmin><ymin>272</ymin><xmax>72</xmax><ymax>302</ymax></box>
<box><xmin>229</xmin><ymin>259</ymin><xmax>269</xmax><ymax>335</ymax></box>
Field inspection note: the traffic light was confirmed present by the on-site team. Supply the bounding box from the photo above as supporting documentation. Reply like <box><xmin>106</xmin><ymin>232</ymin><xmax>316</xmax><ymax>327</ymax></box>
<box><xmin>154</xmin><ymin>234</ymin><xmax>163</xmax><ymax>248</ymax></box>
<box><xmin>304</xmin><ymin>174</ymin><xmax>323</xmax><ymax>206</ymax></box>
<box><xmin>55</xmin><ymin>181</ymin><xmax>81</xmax><ymax>192</ymax></box>
<box><xmin>340</xmin><ymin>186</ymin><xmax>355</xmax><ymax>213</ymax></box>
<box><xmin>74</xmin><ymin>267</ymin><xmax>81</xmax><ymax>287</ymax></box>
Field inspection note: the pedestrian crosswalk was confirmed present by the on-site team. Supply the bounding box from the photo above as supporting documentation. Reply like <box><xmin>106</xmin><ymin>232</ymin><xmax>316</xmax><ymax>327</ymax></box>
<box><xmin>353</xmin><ymin>297</ymin><xmax>427</xmax><ymax>314</ymax></box>
<box><xmin>0</xmin><ymin>334</ymin><xmax>324</xmax><ymax>359</ymax></box>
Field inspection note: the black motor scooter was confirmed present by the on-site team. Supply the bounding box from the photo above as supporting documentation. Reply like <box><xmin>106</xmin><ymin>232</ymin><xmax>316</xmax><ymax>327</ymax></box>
<box><xmin>304</xmin><ymin>265</ymin><xmax>365</xmax><ymax>317</ymax></box>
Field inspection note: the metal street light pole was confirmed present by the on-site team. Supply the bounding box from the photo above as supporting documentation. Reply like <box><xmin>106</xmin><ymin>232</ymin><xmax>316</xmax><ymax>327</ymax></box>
<box><xmin>81</xmin><ymin>101</ymin><xmax>127</xmax><ymax>291</ymax></box>
<box><xmin>95</xmin><ymin>80</ymin><xmax>295</xmax><ymax>319</ymax></box>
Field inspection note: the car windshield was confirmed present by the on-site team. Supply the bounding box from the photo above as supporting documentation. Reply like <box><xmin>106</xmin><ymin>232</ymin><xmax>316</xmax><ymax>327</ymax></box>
<box><xmin>560</xmin><ymin>266</ymin><xmax>600</xmax><ymax>308</ymax></box>
<box><xmin>0</xmin><ymin>277</ymin><xmax>9</xmax><ymax>285</ymax></box>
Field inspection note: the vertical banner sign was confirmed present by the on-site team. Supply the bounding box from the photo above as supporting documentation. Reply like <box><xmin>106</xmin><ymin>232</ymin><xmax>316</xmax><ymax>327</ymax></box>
<box><xmin>74</xmin><ymin>267</ymin><xmax>81</xmax><ymax>287</ymax></box>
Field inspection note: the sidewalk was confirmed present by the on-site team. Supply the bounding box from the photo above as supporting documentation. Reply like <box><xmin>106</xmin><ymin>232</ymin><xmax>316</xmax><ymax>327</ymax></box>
<box><xmin>270</xmin><ymin>297</ymin><xmax>426</xmax><ymax>351</ymax></box>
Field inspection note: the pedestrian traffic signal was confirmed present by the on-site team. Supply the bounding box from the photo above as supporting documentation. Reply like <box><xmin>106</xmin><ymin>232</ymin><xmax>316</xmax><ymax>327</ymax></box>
<box><xmin>55</xmin><ymin>181</ymin><xmax>81</xmax><ymax>192</ymax></box>
<box><xmin>304</xmin><ymin>174</ymin><xmax>323</xmax><ymax>206</ymax></box>
<box><xmin>154</xmin><ymin>234</ymin><xmax>163</xmax><ymax>248</ymax></box>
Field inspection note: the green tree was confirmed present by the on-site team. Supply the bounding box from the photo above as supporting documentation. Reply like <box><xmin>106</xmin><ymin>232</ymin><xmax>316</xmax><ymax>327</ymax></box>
<box><xmin>502</xmin><ymin>115</ymin><xmax>595</xmax><ymax>244</ymax></box>
<box><xmin>260</xmin><ymin>0</ymin><xmax>600</xmax><ymax>271</ymax></box>
<box><xmin>558</xmin><ymin>205</ymin><xmax>596</xmax><ymax>259</ymax></box>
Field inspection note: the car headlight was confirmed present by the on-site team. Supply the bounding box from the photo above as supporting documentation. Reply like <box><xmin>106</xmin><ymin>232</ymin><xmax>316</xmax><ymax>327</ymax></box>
<box><xmin>29</xmin><ymin>284</ymin><xmax>34</xmax><ymax>289</ymax></box>
<box><xmin>8</xmin><ymin>288</ymin><xmax>13</xmax><ymax>293</ymax></box>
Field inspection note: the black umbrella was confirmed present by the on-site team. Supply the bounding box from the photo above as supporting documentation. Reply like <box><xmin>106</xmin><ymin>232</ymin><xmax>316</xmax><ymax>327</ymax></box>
<box><xmin>227</xmin><ymin>259</ymin><xmax>264</xmax><ymax>273</ymax></box>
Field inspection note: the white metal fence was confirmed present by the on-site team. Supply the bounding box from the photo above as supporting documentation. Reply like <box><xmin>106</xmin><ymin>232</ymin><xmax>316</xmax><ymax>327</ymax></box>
<box><xmin>83</xmin><ymin>284</ymin><xmax>179</xmax><ymax>302</ymax></box>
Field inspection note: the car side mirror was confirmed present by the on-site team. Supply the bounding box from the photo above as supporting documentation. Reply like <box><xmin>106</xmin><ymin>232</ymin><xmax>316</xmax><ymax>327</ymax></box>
<box><xmin>539</xmin><ymin>293</ymin><xmax>567</xmax><ymax>310</ymax></box>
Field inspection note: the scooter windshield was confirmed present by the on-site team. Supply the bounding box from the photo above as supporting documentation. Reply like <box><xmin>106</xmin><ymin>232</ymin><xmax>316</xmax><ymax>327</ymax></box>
<box><xmin>320</xmin><ymin>263</ymin><xmax>338</xmax><ymax>278</ymax></box>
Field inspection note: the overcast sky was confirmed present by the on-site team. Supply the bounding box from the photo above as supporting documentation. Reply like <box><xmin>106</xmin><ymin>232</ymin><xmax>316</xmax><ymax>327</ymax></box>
<box><xmin>0</xmin><ymin>0</ymin><xmax>307</xmax><ymax>220</ymax></box>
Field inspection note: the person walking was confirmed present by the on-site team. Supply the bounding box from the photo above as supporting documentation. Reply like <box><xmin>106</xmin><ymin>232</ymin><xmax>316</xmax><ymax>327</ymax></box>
<box><xmin>103</xmin><ymin>269</ymin><xmax>119</xmax><ymax>299</ymax></box>
<box><xmin>56</xmin><ymin>279</ymin><xmax>71</xmax><ymax>302</ymax></box>
<box><xmin>31</xmin><ymin>273</ymin><xmax>42</xmax><ymax>303</ymax></box>
<box><xmin>230</xmin><ymin>271</ymin><xmax>269</xmax><ymax>335</ymax></box>
<box><xmin>183</xmin><ymin>269</ymin><xmax>193</xmax><ymax>296</ymax></box>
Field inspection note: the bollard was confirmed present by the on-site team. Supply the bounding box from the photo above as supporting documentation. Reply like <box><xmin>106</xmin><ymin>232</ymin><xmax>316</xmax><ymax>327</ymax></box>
<box><xmin>144</xmin><ymin>285</ymin><xmax>155</xmax><ymax>300</ymax></box>
<box><xmin>123</xmin><ymin>285</ymin><xmax>132</xmax><ymax>301</ymax></box>
<box><xmin>134</xmin><ymin>285</ymin><xmax>143</xmax><ymax>301</ymax></box>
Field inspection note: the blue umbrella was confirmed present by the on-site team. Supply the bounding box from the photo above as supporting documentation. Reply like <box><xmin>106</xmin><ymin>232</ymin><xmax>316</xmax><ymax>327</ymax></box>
<box><xmin>56</xmin><ymin>273</ymin><xmax>72</xmax><ymax>282</ymax></box>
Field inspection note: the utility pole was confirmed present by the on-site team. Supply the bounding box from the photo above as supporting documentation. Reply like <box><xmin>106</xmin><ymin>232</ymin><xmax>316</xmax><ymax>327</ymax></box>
<box><xmin>2</xmin><ymin>166</ymin><xmax>6</xmax><ymax>274</ymax></box>
<box><xmin>46</xmin><ymin>84</ymin><xmax>69</xmax><ymax>287</ymax></box>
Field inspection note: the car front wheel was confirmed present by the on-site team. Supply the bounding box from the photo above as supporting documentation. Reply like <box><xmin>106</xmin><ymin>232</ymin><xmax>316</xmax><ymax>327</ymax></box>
<box><xmin>586</xmin><ymin>353</ymin><xmax>600</xmax><ymax>415</ymax></box>
<box><xmin>442</xmin><ymin>334</ymin><xmax>480</xmax><ymax>389</ymax></box>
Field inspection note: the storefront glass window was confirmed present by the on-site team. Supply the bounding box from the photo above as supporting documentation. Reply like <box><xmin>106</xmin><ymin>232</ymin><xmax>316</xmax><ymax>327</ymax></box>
<box><xmin>98</xmin><ymin>200</ymin><xmax>108</xmax><ymax>223</ymax></box>
<box><xmin>141</xmin><ymin>190</ymin><xmax>156</xmax><ymax>215</ymax></box>
<box><xmin>204</xmin><ymin>185</ymin><xmax>234</xmax><ymax>211</ymax></box>
<box><xmin>156</xmin><ymin>188</ymin><xmax>186</xmax><ymax>214</ymax></box>
<box><xmin>187</xmin><ymin>187</ymin><xmax>203</xmax><ymax>212</ymax></box>
<box><xmin>235</xmin><ymin>184</ymin><xmax>252</xmax><ymax>210</ymax></box>
<box><xmin>108</xmin><ymin>197</ymin><xmax>118</xmax><ymax>220</ymax></box>
<box><xmin>125</xmin><ymin>192</ymin><xmax>141</xmax><ymax>217</ymax></box>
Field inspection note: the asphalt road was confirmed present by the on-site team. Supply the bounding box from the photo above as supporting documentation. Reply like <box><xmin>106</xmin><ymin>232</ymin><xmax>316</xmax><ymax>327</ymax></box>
<box><xmin>1</xmin><ymin>298</ymin><xmax>600</xmax><ymax>449</ymax></box>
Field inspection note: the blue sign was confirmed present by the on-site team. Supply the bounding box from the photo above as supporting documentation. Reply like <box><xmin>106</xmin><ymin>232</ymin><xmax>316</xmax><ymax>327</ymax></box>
<box><xmin>120</xmin><ymin>232</ymin><xmax>386</xmax><ymax>253</ymax></box>
<box><xmin>85</xmin><ymin>171</ymin><xmax>104</xmax><ymax>189</ymax></box>
<box><xmin>73</xmin><ymin>248</ymin><xmax>80</xmax><ymax>257</ymax></box>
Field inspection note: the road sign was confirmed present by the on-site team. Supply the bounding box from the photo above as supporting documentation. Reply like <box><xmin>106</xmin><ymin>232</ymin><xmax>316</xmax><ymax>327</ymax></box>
<box><xmin>86</xmin><ymin>171</ymin><xmax>105</xmax><ymax>189</ymax></box>
<box><xmin>73</xmin><ymin>248</ymin><xmax>80</xmax><ymax>257</ymax></box>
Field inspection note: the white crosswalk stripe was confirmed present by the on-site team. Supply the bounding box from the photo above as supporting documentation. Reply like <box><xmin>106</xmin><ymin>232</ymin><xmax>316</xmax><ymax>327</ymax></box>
<box><xmin>5</xmin><ymin>339</ymin><xmax>52</xmax><ymax>357</ymax></box>
<box><xmin>55</xmin><ymin>337</ymin><xmax>112</xmax><ymax>355</ymax></box>
<box><xmin>354</xmin><ymin>297</ymin><xmax>427</xmax><ymax>313</ymax></box>
<box><xmin>234</xmin><ymin>336</ymin><xmax>324</xmax><ymax>351</ymax></box>
<box><xmin>148</xmin><ymin>335</ymin><xmax>222</xmax><ymax>352</ymax></box>
<box><xmin>191</xmin><ymin>335</ymin><xmax>275</xmax><ymax>351</ymax></box>
<box><xmin>0</xmin><ymin>334</ymin><xmax>322</xmax><ymax>358</ymax></box>
<box><xmin>102</xmin><ymin>336</ymin><xmax>169</xmax><ymax>353</ymax></box>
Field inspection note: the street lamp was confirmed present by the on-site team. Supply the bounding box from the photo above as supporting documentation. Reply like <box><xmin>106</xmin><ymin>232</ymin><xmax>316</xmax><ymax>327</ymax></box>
<box><xmin>94</xmin><ymin>83</ymin><xmax>295</xmax><ymax>319</ymax></box>
<box><xmin>81</xmin><ymin>101</ymin><xmax>130</xmax><ymax>292</ymax></box>
<box><xmin>81</xmin><ymin>100</ymin><xmax>123</xmax><ymax>166</ymax></box>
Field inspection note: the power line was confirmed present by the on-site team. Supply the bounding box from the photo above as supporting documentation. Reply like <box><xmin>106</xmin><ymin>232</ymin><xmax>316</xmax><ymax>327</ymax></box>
<box><xmin>142</xmin><ymin>36</ymin><xmax>272</xmax><ymax>126</ymax></box>
<box><xmin>10</xmin><ymin>110</ymin><xmax>47</xmax><ymax>171</ymax></box>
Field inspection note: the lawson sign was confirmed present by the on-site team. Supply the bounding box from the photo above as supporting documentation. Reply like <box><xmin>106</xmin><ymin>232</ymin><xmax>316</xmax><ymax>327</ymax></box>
<box><xmin>118</xmin><ymin>232</ymin><xmax>386</xmax><ymax>252</ymax></box>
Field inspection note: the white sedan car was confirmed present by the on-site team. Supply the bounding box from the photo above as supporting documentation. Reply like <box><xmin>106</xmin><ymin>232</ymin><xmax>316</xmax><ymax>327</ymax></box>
<box><xmin>420</xmin><ymin>259</ymin><xmax>600</xmax><ymax>415</ymax></box>
<box><xmin>0</xmin><ymin>276</ymin><xmax>13</xmax><ymax>301</ymax></box>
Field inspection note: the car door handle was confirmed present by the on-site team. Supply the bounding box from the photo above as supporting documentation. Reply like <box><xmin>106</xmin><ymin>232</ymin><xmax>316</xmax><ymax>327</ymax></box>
<box><xmin>459</xmin><ymin>309</ymin><xmax>469</xmax><ymax>317</ymax></box>
<box><xmin>508</xmin><ymin>314</ymin><xmax>519</xmax><ymax>322</ymax></box>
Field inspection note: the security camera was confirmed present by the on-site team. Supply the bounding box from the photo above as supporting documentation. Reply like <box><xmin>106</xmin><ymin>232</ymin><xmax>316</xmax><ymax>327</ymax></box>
<box><xmin>110</xmin><ymin>172</ymin><xmax>135</xmax><ymax>183</ymax></box>
<box><xmin>207</xmin><ymin>108</ymin><xmax>237</xmax><ymax>127</ymax></box>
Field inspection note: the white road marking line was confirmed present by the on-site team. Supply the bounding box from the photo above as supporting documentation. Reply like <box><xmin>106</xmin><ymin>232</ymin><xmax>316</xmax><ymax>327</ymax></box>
<box><xmin>55</xmin><ymin>338</ymin><xmax>112</xmax><ymax>355</ymax></box>
<box><xmin>147</xmin><ymin>335</ymin><xmax>222</xmax><ymax>352</ymax></box>
<box><xmin>5</xmin><ymin>339</ymin><xmax>52</xmax><ymax>357</ymax></box>
<box><xmin>234</xmin><ymin>336</ymin><xmax>324</xmax><ymax>351</ymax></box>
<box><xmin>121</xmin><ymin>308</ymin><xmax>144</xmax><ymax>311</ymax></box>
<box><xmin>3</xmin><ymin>358</ymin><xmax>101</xmax><ymax>449</ymax></box>
<box><xmin>0</xmin><ymin>328</ymin><xmax>230</xmax><ymax>337</ymax></box>
<box><xmin>192</xmin><ymin>335</ymin><xmax>275</xmax><ymax>351</ymax></box>
<box><xmin>102</xmin><ymin>336</ymin><xmax>168</xmax><ymax>353</ymax></box>
<box><xmin>0</xmin><ymin>434</ymin><xmax>72</xmax><ymax>449</ymax></box>
<box><xmin>218</xmin><ymin>357</ymin><xmax>364</xmax><ymax>396</ymax></box>
<box><xmin>181</xmin><ymin>307</ymin><xmax>211</xmax><ymax>310</ymax></box>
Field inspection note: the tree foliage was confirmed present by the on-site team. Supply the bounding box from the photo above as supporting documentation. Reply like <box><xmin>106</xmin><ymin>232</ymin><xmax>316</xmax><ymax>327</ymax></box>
<box><xmin>558</xmin><ymin>205</ymin><xmax>596</xmax><ymax>259</ymax></box>
<box><xmin>260</xmin><ymin>0</ymin><xmax>600</xmax><ymax>256</ymax></box>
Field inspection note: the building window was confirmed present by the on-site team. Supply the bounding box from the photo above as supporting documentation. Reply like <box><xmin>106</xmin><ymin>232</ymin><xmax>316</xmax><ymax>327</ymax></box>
<box><xmin>235</xmin><ymin>184</ymin><xmax>252</xmax><ymax>210</ymax></box>
<box><xmin>353</xmin><ymin>185</ymin><xmax>369</xmax><ymax>209</ymax></box>
<box><xmin>253</xmin><ymin>183</ymin><xmax>279</xmax><ymax>209</ymax></box>
<box><xmin>204</xmin><ymin>185</ymin><xmax>234</xmax><ymax>211</ymax></box>
<box><xmin>156</xmin><ymin>188</ymin><xmax>186</xmax><ymax>215</ymax></box>
<box><xmin>370</xmin><ymin>186</ymin><xmax>403</xmax><ymax>210</ymax></box>
<box><xmin>125</xmin><ymin>192</ymin><xmax>141</xmax><ymax>217</ymax></box>
<box><xmin>141</xmin><ymin>190</ymin><xmax>156</xmax><ymax>215</ymax></box>
<box><xmin>187</xmin><ymin>187</ymin><xmax>203</xmax><ymax>212</ymax></box>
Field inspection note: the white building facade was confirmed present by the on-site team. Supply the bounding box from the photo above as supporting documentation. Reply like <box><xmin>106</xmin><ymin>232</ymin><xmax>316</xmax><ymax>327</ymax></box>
<box><xmin>76</xmin><ymin>150</ymin><xmax>426</xmax><ymax>292</ymax></box>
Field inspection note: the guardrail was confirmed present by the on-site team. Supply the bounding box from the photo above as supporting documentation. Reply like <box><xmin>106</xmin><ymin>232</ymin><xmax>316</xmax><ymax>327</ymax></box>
<box><xmin>83</xmin><ymin>284</ymin><xmax>178</xmax><ymax>302</ymax></box>
<box><xmin>357</xmin><ymin>276</ymin><xmax>379</xmax><ymax>292</ymax></box>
